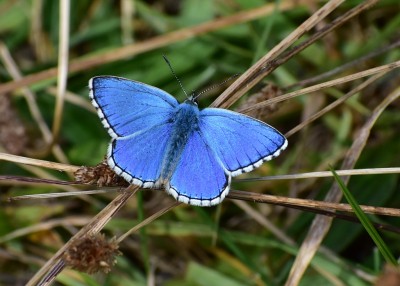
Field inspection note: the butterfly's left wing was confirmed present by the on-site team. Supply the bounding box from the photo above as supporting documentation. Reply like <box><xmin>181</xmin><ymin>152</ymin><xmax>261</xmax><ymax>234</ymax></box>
<box><xmin>90</xmin><ymin>76</ymin><xmax>179</xmax><ymax>187</ymax></box>
<box><xmin>89</xmin><ymin>76</ymin><xmax>178</xmax><ymax>138</ymax></box>
<box><xmin>167</xmin><ymin>130</ymin><xmax>230</xmax><ymax>207</ymax></box>
<box><xmin>199</xmin><ymin>108</ymin><xmax>287</xmax><ymax>176</ymax></box>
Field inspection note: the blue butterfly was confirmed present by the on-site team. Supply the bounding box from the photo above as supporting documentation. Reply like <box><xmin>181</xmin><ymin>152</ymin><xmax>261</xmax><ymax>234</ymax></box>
<box><xmin>89</xmin><ymin>76</ymin><xmax>287</xmax><ymax>206</ymax></box>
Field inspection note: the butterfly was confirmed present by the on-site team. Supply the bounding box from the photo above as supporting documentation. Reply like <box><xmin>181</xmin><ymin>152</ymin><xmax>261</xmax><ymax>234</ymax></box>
<box><xmin>89</xmin><ymin>76</ymin><xmax>287</xmax><ymax>206</ymax></box>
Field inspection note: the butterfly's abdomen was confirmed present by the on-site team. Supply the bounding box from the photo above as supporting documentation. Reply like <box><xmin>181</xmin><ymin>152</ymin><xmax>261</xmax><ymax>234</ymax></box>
<box><xmin>159</xmin><ymin>102</ymin><xmax>200</xmax><ymax>183</ymax></box>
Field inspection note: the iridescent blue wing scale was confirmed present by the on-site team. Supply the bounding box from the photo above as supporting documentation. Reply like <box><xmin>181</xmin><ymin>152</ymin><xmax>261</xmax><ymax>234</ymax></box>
<box><xmin>89</xmin><ymin>76</ymin><xmax>178</xmax><ymax>138</ymax></box>
<box><xmin>108</xmin><ymin>122</ymin><xmax>173</xmax><ymax>187</ymax></box>
<box><xmin>167</xmin><ymin>130</ymin><xmax>231</xmax><ymax>207</ymax></box>
<box><xmin>199</xmin><ymin>108</ymin><xmax>288</xmax><ymax>177</ymax></box>
<box><xmin>90</xmin><ymin>76</ymin><xmax>178</xmax><ymax>187</ymax></box>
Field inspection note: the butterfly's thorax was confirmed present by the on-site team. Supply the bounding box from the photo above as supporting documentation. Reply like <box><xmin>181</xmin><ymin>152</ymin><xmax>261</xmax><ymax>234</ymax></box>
<box><xmin>159</xmin><ymin>100</ymin><xmax>200</xmax><ymax>184</ymax></box>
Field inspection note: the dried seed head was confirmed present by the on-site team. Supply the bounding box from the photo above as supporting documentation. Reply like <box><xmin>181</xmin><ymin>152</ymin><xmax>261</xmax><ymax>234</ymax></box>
<box><xmin>74</xmin><ymin>160</ymin><xmax>128</xmax><ymax>187</ymax></box>
<box><xmin>63</xmin><ymin>233</ymin><xmax>121</xmax><ymax>274</ymax></box>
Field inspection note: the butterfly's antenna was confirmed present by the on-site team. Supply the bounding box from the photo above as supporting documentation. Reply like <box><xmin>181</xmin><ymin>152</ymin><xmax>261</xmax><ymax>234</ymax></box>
<box><xmin>163</xmin><ymin>55</ymin><xmax>188</xmax><ymax>98</ymax></box>
<box><xmin>193</xmin><ymin>73</ymin><xmax>240</xmax><ymax>100</ymax></box>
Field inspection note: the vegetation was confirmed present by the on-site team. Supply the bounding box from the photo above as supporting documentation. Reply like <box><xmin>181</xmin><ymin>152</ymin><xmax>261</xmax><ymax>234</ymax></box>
<box><xmin>0</xmin><ymin>0</ymin><xmax>399</xmax><ymax>285</ymax></box>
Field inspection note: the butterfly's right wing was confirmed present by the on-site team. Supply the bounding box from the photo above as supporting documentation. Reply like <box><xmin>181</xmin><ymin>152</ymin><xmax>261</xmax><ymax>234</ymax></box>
<box><xmin>108</xmin><ymin>122</ymin><xmax>173</xmax><ymax>187</ymax></box>
<box><xmin>166</xmin><ymin>106</ymin><xmax>287</xmax><ymax>207</ymax></box>
<box><xmin>89</xmin><ymin>76</ymin><xmax>178</xmax><ymax>138</ymax></box>
<box><xmin>89</xmin><ymin>76</ymin><xmax>178</xmax><ymax>186</ymax></box>
<box><xmin>198</xmin><ymin>108</ymin><xmax>287</xmax><ymax>176</ymax></box>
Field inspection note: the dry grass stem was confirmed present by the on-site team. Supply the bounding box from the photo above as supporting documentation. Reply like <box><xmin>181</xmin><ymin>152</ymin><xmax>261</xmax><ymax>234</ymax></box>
<box><xmin>0</xmin><ymin>1</ymin><xmax>397</xmax><ymax>284</ymax></box>
<box><xmin>285</xmin><ymin>86</ymin><xmax>400</xmax><ymax>285</ymax></box>
<box><xmin>9</xmin><ymin>189</ymin><xmax>112</xmax><ymax>201</ymax></box>
<box><xmin>239</xmin><ymin>167</ymin><xmax>400</xmax><ymax>181</ymax></box>
<box><xmin>50</xmin><ymin>0</ymin><xmax>70</xmax><ymax>153</ymax></box>
<box><xmin>285</xmin><ymin>72</ymin><xmax>387</xmax><ymax>137</ymax></box>
<box><xmin>0</xmin><ymin>153</ymin><xmax>79</xmax><ymax>173</ymax></box>
<box><xmin>212</xmin><ymin>0</ymin><xmax>346</xmax><ymax>109</ymax></box>
<box><xmin>0</xmin><ymin>176</ymin><xmax>77</xmax><ymax>188</ymax></box>
<box><xmin>239</xmin><ymin>60</ymin><xmax>400</xmax><ymax>114</ymax></box>
<box><xmin>120</xmin><ymin>0</ymin><xmax>134</xmax><ymax>45</ymax></box>
<box><xmin>286</xmin><ymin>38</ymin><xmax>400</xmax><ymax>89</ymax></box>
<box><xmin>46</xmin><ymin>87</ymin><xmax>96</xmax><ymax>113</ymax></box>
<box><xmin>116</xmin><ymin>201</ymin><xmax>181</xmax><ymax>243</ymax></box>
<box><xmin>0</xmin><ymin>1</ymin><xmax>300</xmax><ymax>95</ymax></box>
<box><xmin>0</xmin><ymin>217</ymin><xmax>92</xmax><ymax>244</ymax></box>
<box><xmin>229</xmin><ymin>190</ymin><xmax>400</xmax><ymax>218</ymax></box>
<box><xmin>27</xmin><ymin>187</ymin><xmax>138</xmax><ymax>286</ymax></box>
<box><xmin>0</xmin><ymin>42</ymin><xmax>68</xmax><ymax>163</ymax></box>
<box><xmin>234</xmin><ymin>200</ymin><xmax>295</xmax><ymax>245</ymax></box>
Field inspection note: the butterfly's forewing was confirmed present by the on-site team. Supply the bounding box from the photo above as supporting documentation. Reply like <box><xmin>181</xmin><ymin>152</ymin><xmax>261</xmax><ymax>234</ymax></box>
<box><xmin>90</xmin><ymin>76</ymin><xmax>178</xmax><ymax>186</ymax></box>
<box><xmin>168</xmin><ymin>129</ymin><xmax>230</xmax><ymax>206</ymax></box>
<box><xmin>89</xmin><ymin>76</ymin><xmax>178</xmax><ymax>138</ymax></box>
<box><xmin>199</xmin><ymin>108</ymin><xmax>288</xmax><ymax>176</ymax></box>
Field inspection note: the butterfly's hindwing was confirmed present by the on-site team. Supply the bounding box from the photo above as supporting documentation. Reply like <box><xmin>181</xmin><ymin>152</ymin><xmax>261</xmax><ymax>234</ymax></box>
<box><xmin>107</xmin><ymin>121</ymin><xmax>174</xmax><ymax>188</ymax></box>
<box><xmin>167</xmin><ymin>129</ymin><xmax>231</xmax><ymax>207</ymax></box>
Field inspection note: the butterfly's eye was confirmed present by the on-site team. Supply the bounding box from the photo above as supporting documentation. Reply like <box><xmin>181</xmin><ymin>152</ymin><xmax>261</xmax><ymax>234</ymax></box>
<box><xmin>191</xmin><ymin>95</ymin><xmax>199</xmax><ymax>105</ymax></box>
<box><xmin>185</xmin><ymin>95</ymin><xmax>198</xmax><ymax>106</ymax></box>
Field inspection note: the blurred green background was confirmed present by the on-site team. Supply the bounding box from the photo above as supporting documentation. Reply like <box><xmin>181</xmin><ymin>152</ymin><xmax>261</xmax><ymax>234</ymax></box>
<box><xmin>0</xmin><ymin>0</ymin><xmax>399</xmax><ymax>285</ymax></box>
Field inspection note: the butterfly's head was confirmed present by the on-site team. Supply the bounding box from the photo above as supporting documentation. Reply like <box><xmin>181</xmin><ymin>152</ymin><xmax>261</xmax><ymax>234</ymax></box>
<box><xmin>186</xmin><ymin>94</ymin><xmax>199</xmax><ymax>106</ymax></box>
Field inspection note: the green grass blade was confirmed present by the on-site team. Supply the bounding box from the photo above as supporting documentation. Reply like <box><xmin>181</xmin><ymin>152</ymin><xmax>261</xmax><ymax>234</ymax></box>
<box><xmin>330</xmin><ymin>167</ymin><xmax>397</xmax><ymax>265</ymax></box>
<box><xmin>137</xmin><ymin>191</ymin><xmax>150</xmax><ymax>272</ymax></box>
